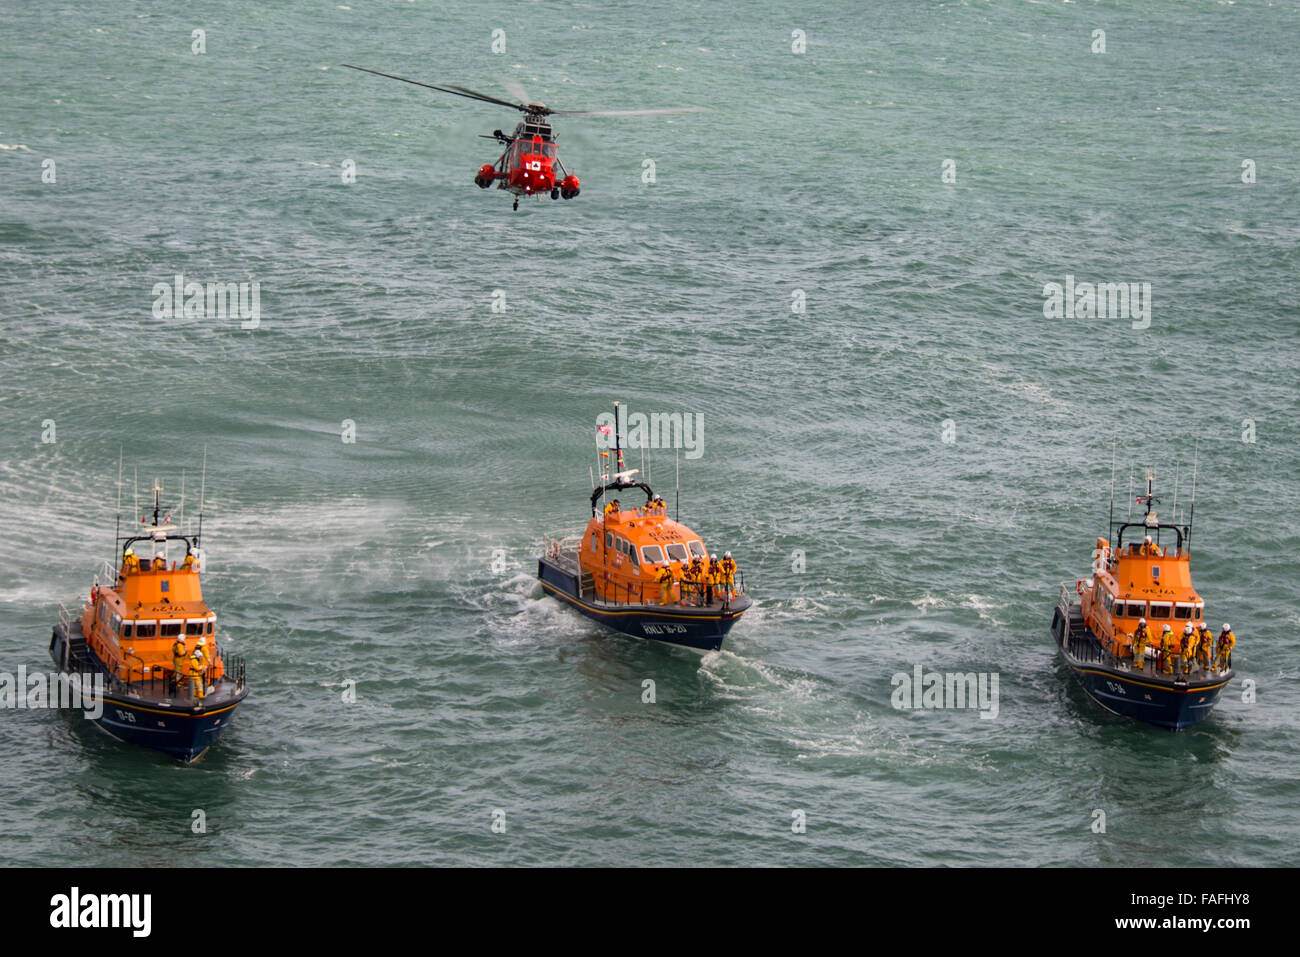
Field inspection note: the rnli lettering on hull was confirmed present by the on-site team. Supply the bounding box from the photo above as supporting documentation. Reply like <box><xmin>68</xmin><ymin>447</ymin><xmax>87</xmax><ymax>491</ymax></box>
<box><xmin>642</xmin><ymin>623</ymin><xmax>688</xmax><ymax>636</ymax></box>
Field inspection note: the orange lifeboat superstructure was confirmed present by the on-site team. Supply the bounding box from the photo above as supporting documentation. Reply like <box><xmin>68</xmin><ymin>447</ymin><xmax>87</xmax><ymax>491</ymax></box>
<box><xmin>50</xmin><ymin>475</ymin><xmax>247</xmax><ymax>762</ymax></box>
<box><xmin>1052</xmin><ymin>470</ymin><xmax>1236</xmax><ymax>729</ymax></box>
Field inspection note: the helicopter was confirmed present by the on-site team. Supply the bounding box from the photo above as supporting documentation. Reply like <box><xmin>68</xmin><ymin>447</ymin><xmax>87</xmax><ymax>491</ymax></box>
<box><xmin>342</xmin><ymin>65</ymin><xmax>706</xmax><ymax>210</ymax></box>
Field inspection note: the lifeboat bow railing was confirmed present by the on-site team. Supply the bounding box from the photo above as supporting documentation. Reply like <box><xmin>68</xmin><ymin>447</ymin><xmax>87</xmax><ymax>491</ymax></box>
<box><xmin>596</xmin><ymin>570</ymin><xmax>747</xmax><ymax>609</ymax></box>
<box><xmin>95</xmin><ymin>649</ymin><xmax>246</xmax><ymax>703</ymax></box>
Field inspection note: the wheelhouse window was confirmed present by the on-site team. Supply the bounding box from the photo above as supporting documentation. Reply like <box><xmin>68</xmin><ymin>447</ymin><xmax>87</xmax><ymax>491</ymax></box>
<box><xmin>1121</xmin><ymin>602</ymin><xmax>1145</xmax><ymax>618</ymax></box>
<box><xmin>1148</xmin><ymin>602</ymin><xmax>1171</xmax><ymax>619</ymax></box>
<box><xmin>1173</xmin><ymin>603</ymin><xmax>1194</xmax><ymax>620</ymax></box>
<box><xmin>641</xmin><ymin>545</ymin><xmax>665</xmax><ymax>564</ymax></box>
<box><xmin>627</xmin><ymin>543</ymin><xmax>639</xmax><ymax>567</ymax></box>
<box><xmin>185</xmin><ymin>621</ymin><xmax>205</xmax><ymax>636</ymax></box>
<box><xmin>589</xmin><ymin>533</ymin><xmax>598</xmax><ymax>553</ymax></box>
<box><xmin>665</xmin><ymin>543</ymin><xmax>689</xmax><ymax>562</ymax></box>
<box><xmin>687</xmin><ymin>541</ymin><xmax>706</xmax><ymax>558</ymax></box>
<box><xmin>1103</xmin><ymin>593</ymin><xmax>1114</xmax><ymax>613</ymax></box>
<box><xmin>205</xmin><ymin>620</ymin><xmax>214</xmax><ymax>635</ymax></box>
<box><xmin>161</xmin><ymin>622</ymin><xmax>183</xmax><ymax>638</ymax></box>
<box><xmin>135</xmin><ymin>623</ymin><xmax>156</xmax><ymax>639</ymax></box>
<box><xmin>606</xmin><ymin>531</ymin><xmax>614</xmax><ymax>549</ymax></box>
<box><xmin>122</xmin><ymin>622</ymin><xmax>133</xmax><ymax>639</ymax></box>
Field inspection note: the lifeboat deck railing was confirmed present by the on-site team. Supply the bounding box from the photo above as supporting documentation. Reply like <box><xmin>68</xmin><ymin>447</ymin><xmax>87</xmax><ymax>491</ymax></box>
<box><xmin>68</xmin><ymin>637</ymin><xmax>246</xmax><ymax>704</ymax></box>
<box><xmin>1057</xmin><ymin>582</ymin><xmax>1231</xmax><ymax>679</ymax></box>
<box><xmin>104</xmin><ymin>648</ymin><xmax>245</xmax><ymax>702</ymax></box>
<box><xmin>94</xmin><ymin>559</ymin><xmax>118</xmax><ymax>590</ymax></box>
<box><xmin>549</xmin><ymin>537</ymin><xmax>584</xmax><ymax>573</ymax></box>
<box><xmin>593</xmin><ymin>571</ymin><xmax>747</xmax><ymax>610</ymax></box>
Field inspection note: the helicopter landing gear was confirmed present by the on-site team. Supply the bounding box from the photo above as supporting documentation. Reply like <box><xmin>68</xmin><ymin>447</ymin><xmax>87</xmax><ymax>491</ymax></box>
<box><xmin>512</xmin><ymin>197</ymin><xmax>519</xmax><ymax>211</ymax></box>
<box><xmin>551</xmin><ymin>187</ymin><xmax>560</xmax><ymax>200</ymax></box>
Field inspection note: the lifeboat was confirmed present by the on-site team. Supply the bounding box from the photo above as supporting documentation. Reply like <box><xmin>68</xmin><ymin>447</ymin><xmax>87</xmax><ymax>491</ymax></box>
<box><xmin>1051</xmin><ymin>470</ymin><xmax>1236</xmax><ymax>730</ymax></box>
<box><xmin>49</xmin><ymin>473</ymin><xmax>247</xmax><ymax>762</ymax></box>
<box><xmin>537</xmin><ymin>404</ymin><xmax>753</xmax><ymax>652</ymax></box>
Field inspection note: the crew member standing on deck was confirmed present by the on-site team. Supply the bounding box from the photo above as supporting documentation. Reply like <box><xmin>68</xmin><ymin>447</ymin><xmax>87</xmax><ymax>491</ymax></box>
<box><xmin>656</xmin><ymin>563</ymin><xmax>675</xmax><ymax>605</ymax></box>
<box><xmin>686</xmin><ymin>556</ymin><xmax>703</xmax><ymax>604</ymax></box>
<box><xmin>1132</xmin><ymin>626</ymin><xmax>1148</xmax><ymax>670</ymax></box>
<box><xmin>1182</xmin><ymin>623</ymin><xmax>1198</xmax><ymax>674</ymax></box>
<box><xmin>682</xmin><ymin>559</ymin><xmax>699</xmax><ymax>606</ymax></box>
<box><xmin>172</xmin><ymin>635</ymin><xmax>188</xmax><ymax>690</ymax></box>
<box><xmin>1160</xmin><ymin>624</ymin><xmax>1176</xmax><ymax>675</ymax></box>
<box><xmin>1132</xmin><ymin>618</ymin><xmax>1150</xmax><ymax>669</ymax></box>
<box><xmin>123</xmin><ymin>549</ymin><xmax>140</xmax><ymax>573</ymax></box>
<box><xmin>721</xmin><ymin>552</ymin><xmax>736</xmax><ymax>599</ymax></box>
<box><xmin>187</xmin><ymin>650</ymin><xmax>205</xmax><ymax>700</ymax></box>
<box><xmin>1197</xmin><ymin>623</ymin><xmax>1214</xmax><ymax>671</ymax></box>
<box><xmin>1215</xmin><ymin>624</ymin><xmax>1236</xmax><ymax>672</ymax></box>
<box><xmin>1140</xmin><ymin>535</ymin><xmax>1159</xmax><ymax>556</ymax></box>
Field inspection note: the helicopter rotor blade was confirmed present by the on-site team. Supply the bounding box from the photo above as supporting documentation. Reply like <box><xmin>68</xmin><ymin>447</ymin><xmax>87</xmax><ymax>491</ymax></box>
<box><xmin>549</xmin><ymin>106</ymin><xmax>710</xmax><ymax>117</ymax></box>
<box><xmin>440</xmin><ymin>84</ymin><xmax>534</xmax><ymax>111</ymax></box>
<box><xmin>341</xmin><ymin>65</ymin><xmax>529</xmax><ymax>112</ymax></box>
<box><xmin>500</xmin><ymin>78</ymin><xmax>531</xmax><ymax>105</ymax></box>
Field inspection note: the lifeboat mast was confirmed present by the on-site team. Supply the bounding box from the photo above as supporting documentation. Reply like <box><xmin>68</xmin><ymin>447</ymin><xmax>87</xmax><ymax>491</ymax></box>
<box><xmin>1106</xmin><ymin>444</ymin><xmax>1197</xmax><ymax>561</ymax></box>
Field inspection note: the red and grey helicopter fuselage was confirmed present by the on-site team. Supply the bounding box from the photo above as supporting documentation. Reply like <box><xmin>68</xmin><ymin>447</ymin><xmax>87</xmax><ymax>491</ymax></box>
<box><xmin>474</xmin><ymin>113</ymin><xmax>580</xmax><ymax>203</ymax></box>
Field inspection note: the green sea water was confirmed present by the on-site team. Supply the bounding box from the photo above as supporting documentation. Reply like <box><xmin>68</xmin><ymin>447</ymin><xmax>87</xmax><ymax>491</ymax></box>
<box><xmin>1</xmin><ymin>0</ymin><xmax>1298</xmax><ymax>866</ymax></box>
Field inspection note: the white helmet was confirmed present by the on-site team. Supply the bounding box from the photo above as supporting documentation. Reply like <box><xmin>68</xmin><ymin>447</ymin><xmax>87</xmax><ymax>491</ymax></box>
<box><xmin>124</xmin><ymin>548</ymin><xmax>134</xmax><ymax>556</ymax></box>
<box><xmin>1139</xmin><ymin>618</ymin><xmax>1146</xmax><ymax>626</ymax></box>
<box><xmin>710</xmin><ymin>554</ymin><xmax>717</xmax><ymax>561</ymax></box>
<box><xmin>1144</xmin><ymin>535</ymin><xmax>1152</xmax><ymax>543</ymax></box>
<box><xmin>1162</xmin><ymin>624</ymin><xmax>1172</xmax><ymax>632</ymax></box>
<box><xmin>197</xmin><ymin>637</ymin><xmax>206</xmax><ymax>646</ymax></box>
<box><xmin>724</xmin><ymin>551</ymin><xmax>731</xmax><ymax>558</ymax></box>
<box><xmin>1184</xmin><ymin>624</ymin><xmax>1193</xmax><ymax>634</ymax></box>
<box><xmin>1222</xmin><ymin>623</ymin><xmax>1231</xmax><ymax>632</ymax></box>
